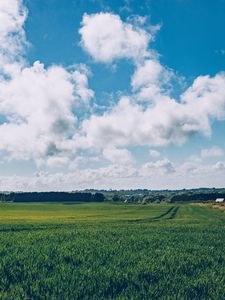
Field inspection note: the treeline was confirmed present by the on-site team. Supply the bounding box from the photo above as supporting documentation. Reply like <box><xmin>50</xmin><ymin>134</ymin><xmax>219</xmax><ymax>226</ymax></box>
<box><xmin>0</xmin><ymin>192</ymin><xmax>105</xmax><ymax>203</ymax></box>
<box><xmin>0</xmin><ymin>189</ymin><xmax>224</xmax><ymax>204</ymax></box>
<box><xmin>170</xmin><ymin>192</ymin><xmax>225</xmax><ymax>203</ymax></box>
<box><xmin>106</xmin><ymin>190</ymin><xmax>225</xmax><ymax>204</ymax></box>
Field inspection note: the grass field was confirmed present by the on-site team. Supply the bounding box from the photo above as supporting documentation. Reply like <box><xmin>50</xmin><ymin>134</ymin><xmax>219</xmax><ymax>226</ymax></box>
<box><xmin>0</xmin><ymin>202</ymin><xmax>224</xmax><ymax>299</ymax></box>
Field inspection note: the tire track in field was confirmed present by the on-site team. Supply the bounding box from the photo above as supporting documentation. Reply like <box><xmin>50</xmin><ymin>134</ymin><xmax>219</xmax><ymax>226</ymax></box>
<box><xmin>168</xmin><ymin>206</ymin><xmax>179</xmax><ymax>219</ymax></box>
<box><xmin>128</xmin><ymin>206</ymin><xmax>179</xmax><ymax>223</ymax></box>
<box><xmin>152</xmin><ymin>206</ymin><xmax>175</xmax><ymax>220</ymax></box>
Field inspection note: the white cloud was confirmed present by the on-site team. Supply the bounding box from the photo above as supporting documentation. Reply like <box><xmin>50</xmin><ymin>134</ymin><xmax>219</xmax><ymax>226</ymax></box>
<box><xmin>0</xmin><ymin>61</ymin><xmax>94</xmax><ymax>165</ymax></box>
<box><xmin>75</xmin><ymin>72</ymin><xmax>225</xmax><ymax>150</ymax></box>
<box><xmin>79</xmin><ymin>12</ymin><xmax>151</xmax><ymax>63</ymax></box>
<box><xmin>78</xmin><ymin>12</ymin><xmax>225</xmax><ymax>154</ymax></box>
<box><xmin>131</xmin><ymin>59</ymin><xmax>175</xmax><ymax>102</ymax></box>
<box><xmin>200</xmin><ymin>146</ymin><xmax>224</xmax><ymax>159</ymax></box>
<box><xmin>0</xmin><ymin>164</ymin><xmax>137</xmax><ymax>191</ymax></box>
<box><xmin>1</xmin><ymin>157</ymin><xmax>225</xmax><ymax>191</ymax></box>
<box><xmin>213</xmin><ymin>161</ymin><xmax>225</xmax><ymax>170</ymax></box>
<box><xmin>181</xmin><ymin>73</ymin><xmax>225</xmax><ymax>121</ymax></box>
<box><xmin>69</xmin><ymin>154</ymin><xmax>101</xmax><ymax>170</ymax></box>
<box><xmin>46</xmin><ymin>156</ymin><xmax>70</xmax><ymax>168</ymax></box>
<box><xmin>72</xmin><ymin>64</ymin><xmax>94</xmax><ymax>104</ymax></box>
<box><xmin>140</xmin><ymin>159</ymin><xmax>175</xmax><ymax>176</ymax></box>
<box><xmin>178</xmin><ymin>161</ymin><xmax>198</xmax><ymax>175</ymax></box>
<box><xmin>103</xmin><ymin>147</ymin><xmax>132</xmax><ymax>164</ymax></box>
<box><xmin>132</xmin><ymin>59</ymin><xmax>172</xmax><ymax>88</ymax></box>
<box><xmin>0</xmin><ymin>1</ymin><xmax>95</xmax><ymax>167</ymax></box>
<box><xmin>0</xmin><ymin>0</ymin><xmax>28</xmax><ymax>77</ymax></box>
<box><xmin>149</xmin><ymin>149</ymin><xmax>160</xmax><ymax>158</ymax></box>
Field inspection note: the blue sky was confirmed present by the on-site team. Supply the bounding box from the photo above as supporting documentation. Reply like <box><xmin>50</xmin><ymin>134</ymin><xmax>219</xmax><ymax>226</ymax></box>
<box><xmin>25</xmin><ymin>0</ymin><xmax>225</xmax><ymax>75</ymax></box>
<box><xmin>0</xmin><ymin>0</ymin><xmax>225</xmax><ymax>191</ymax></box>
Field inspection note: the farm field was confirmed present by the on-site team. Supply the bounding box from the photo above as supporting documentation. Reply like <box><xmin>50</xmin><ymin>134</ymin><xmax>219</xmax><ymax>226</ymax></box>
<box><xmin>0</xmin><ymin>202</ymin><xmax>224</xmax><ymax>299</ymax></box>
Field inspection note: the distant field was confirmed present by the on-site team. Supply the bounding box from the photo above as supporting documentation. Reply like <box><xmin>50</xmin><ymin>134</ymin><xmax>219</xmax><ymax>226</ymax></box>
<box><xmin>0</xmin><ymin>202</ymin><xmax>224</xmax><ymax>299</ymax></box>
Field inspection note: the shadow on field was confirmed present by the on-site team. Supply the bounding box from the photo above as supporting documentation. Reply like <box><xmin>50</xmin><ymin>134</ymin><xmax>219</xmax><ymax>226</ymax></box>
<box><xmin>0</xmin><ymin>224</ymin><xmax>65</xmax><ymax>233</ymax></box>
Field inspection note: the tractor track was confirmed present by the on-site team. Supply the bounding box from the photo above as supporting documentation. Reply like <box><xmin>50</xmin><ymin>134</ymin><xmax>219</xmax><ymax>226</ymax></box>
<box><xmin>128</xmin><ymin>206</ymin><xmax>179</xmax><ymax>223</ymax></box>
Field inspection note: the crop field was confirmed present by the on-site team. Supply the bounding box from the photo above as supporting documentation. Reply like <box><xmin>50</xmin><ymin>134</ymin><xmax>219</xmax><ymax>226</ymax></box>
<box><xmin>0</xmin><ymin>202</ymin><xmax>224</xmax><ymax>299</ymax></box>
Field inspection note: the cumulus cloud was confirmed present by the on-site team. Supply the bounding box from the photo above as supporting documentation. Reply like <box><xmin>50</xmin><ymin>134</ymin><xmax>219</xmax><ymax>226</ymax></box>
<box><xmin>0</xmin><ymin>61</ymin><xmax>94</xmax><ymax>166</ymax></box>
<box><xmin>149</xmin><ymin>149</ymin><xmax>160</xmax><ymax>158</ymax></box>
<box><xmin>140</xmin><ymin>159</ymin><xmax>175</xmax><ymax>176</ymax></box>
<box><xmin>72</xmin><ymin>65</ymin><xmax>94</xmax><ymax>104</ymax></box>
<box><xmin>103</xmin><ymin>147</ymin><xmax>132</xmax><ymax>164</ymax></box>
<box><xmin>0</xmin><ymin>0</ymin><xmax>28</xmax><ymax>77</ymax></box>
<box><xmin>178</xmin><ymin>161</ymin><xmax>198</xmax><ymax>175</ymax></box>
<box><xmin>132</xmin><ymin>60</ymin><xmax>163</xmax><ymax>89</ymax></box>
<box><xmin>213</xmin><ymin>161</ymin><xmax>225</xmax><ymax>170</ymax></box>
<box><xmin>181</xmin><ymin>73</ymin><xmax>225</xmax><ymax>121</ymax></box>
<box><xmin>76</xmin><ymin>13</ymin><xmax>225</xmax><ymax>152</ymax></box>
<box><xmin>79</xmin><ymin>12</ymin><xmax>151</xmax><ymax>63</ymax></box>
<box><xmin>132</xmin><ymin>60</ymin><xmax>163</xmax><ymax>102</ymax></box>
<box><xmin>76</xmin><ymin>72</ymin><xmax>225</xmax><ymax>150</ymax></box>
<box><xmin>69</xmin><ymin>154</ymin><xmax>101</xmax><ymax>170</ymax></box>
<box><xmin>200</xmin><ymin>146</ymin><xmax>224</xmax><ymax>159</ymax></box>
<box><xmin>131</xmin><ymin>59</ymin><xmax>174</xmax><ymax>102</ymax></box>
<box><xmin>0</xmin><ymin>2</ymin><xmax>94</xmax><ymax>167</ymax></box>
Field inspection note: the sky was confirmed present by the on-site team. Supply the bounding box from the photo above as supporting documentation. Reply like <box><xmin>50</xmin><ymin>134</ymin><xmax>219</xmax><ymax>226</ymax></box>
<box><xmin>1</xmin><ymin>0</ymin><xmax>225</xmax><ymax>191</ymax></box>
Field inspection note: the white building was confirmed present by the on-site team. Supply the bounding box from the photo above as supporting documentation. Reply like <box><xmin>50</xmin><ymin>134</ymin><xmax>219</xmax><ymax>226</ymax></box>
<box><xmin>215</xmin><ymin>198</ymin><xmax>224</xmax><ymax>203</ymax></box>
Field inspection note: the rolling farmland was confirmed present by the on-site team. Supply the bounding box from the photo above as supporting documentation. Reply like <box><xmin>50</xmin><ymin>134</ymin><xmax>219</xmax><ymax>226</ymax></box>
<box><xmin>0</xmin><ymin>202</ymin><xmax>224</xmax><ymax>299</ymax></box>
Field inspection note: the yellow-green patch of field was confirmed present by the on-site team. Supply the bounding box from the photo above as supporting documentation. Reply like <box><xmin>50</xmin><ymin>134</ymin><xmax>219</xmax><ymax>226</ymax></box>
<box><xmin>0</xmin><ymin>202</ymin><xmax>173</xmax><ymax>224</ymax></box>
<box><xmin>193</xmin><ymin>202</ymin><xmax>225</xmax><ymax>213</ymax></box>
<box><xmin>211</xmin><ymin>203</ymin><xmax>225</xmax><ymax>212</ymax></box>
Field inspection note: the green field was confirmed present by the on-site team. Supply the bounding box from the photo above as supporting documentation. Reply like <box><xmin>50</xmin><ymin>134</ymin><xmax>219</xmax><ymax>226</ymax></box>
<box><xmin>0</xmin><ymin>202</ymin><xmax>224</xmax><ymax>299</ymax></box>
